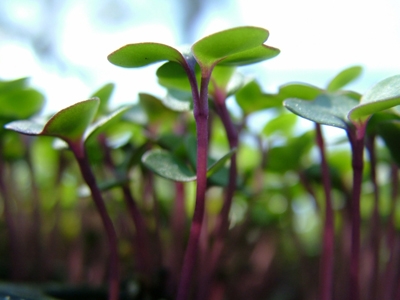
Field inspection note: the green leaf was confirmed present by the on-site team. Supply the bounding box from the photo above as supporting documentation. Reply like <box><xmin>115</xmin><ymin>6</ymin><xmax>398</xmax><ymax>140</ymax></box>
<box><xmin>122</xmin><ymin>104</ymin><xmax>148</xmax><ymax>125</ymax></box>
<box><xmin>348</xmin><ymin>75</ymin><xmax>400</xmax><ymax>123</ymax></box>
<box><xmin>216</xmin><ymin>44</ymin><xmax>280</xmax><ymax>66</ymax></box>
<box><xmin>0</xmin><ymin>77</ymin><xmax>29</xmax><ymax>93</ymax></box>
<box><xmin>210</xmin><ymin>66</ymin><xmax>236</xmax><ymax>92</ymax></box>
<box><xmin>279</xmin><ymin>83</ymin><xmax>322</xmax><ymax>100</ymax></box>
<box><xmin>207</xmin><ymin>148</ymin><xmax>236</xmax><ymax>177</ymax></box>
<box><xmin>284</xmin><ymin>93</ymin><xmax>359</xmax><ymax>129</ymax></box>
<box><xmin>162</xmin><ymin>89</ymin><xmax>193</xmax><ymax>112</ymax></box>
<box><xmin>376</xmin><ymin>120</ymin><xmax>400</xmax><ymax>166</ymax></box>
<box><xmin>5</xmin><ymin>99</ymin><xmax>99</xmax><ymax>143</ymax></box>
<box><xmin>139</xmin><ymin>93</ymin><xmax>178</xmax><ymax>123</ymax></box>
<box><xmin>142</xmin><ymin>148</ymin><xmax>196</xmax><ymax>182</ymax></box>
<box><xmin>143</xmin><ymin>142</ymin><xmax>235</xmax><ymax>184</ymax></box>
<box><xmin>209</xmin><ymin>66</ymin><xmax>246</xmax><ymax>97</ymax></box>
<box><xmin>192</xmin><ymin>26</ymin><xmax>273</xmax><ymax>67</ymax></box>
<box><xmin>108</xmin><ymin>43</ymin><xmax>185</xmax><ymax>68</ymax></box>
<box><xmin>85</xmin><ymin>105</ymin><xmax>132</xmax><ymax>141</ymax></box>
<box><xmin>235</xmin><ymin>80</ymin><xmax>283</xmax><ymax>115</ymax></box>
<box><xmin>0</xmin><ymin>88</ymin><xmax>45</xmax><ymax>121</ymax></box>
<box><xmin>90</xmin><ymin>83</ymin><xmax>115</xmax><ymax>115</ymax></box>
<box><xmin>367</xmin><ymin>111</ymin><xmax>400</xmax><ymax>136</ymax></box>
<box><xmin>327</xmin><ymin>65</ymin><xmax>363</xmax><ymax>92</ymax></box>
<box><xmin>43</xmin><ymin>99</ymin><xmax>99</xmax><ymax>142</ymax></box>
<box><xmin>262</xmin><ymin>112</ymin><xmax>298</xmax><ymax>137</ymax></box>
<box><xmin>266</xmin><ymin>131</ymin><xmax>314</xmax><ymax>173</ymax></box>
<box><xmin>156</xmin><ymin>61</ymin><xmax>197</xmax><ymax>92</ymax></box>
<box><xmin>4</xmin><ymin>119</ymin><xmax>47</xmax><ymax>136</ymax></box>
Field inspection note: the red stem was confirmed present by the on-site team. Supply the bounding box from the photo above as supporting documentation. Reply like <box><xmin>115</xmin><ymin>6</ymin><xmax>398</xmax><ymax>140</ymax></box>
<box><xmin>366</xmin><ymin>135</ymin><xmax>381</xmax><ymax>300</ymax></box>
<box><xmin>197</xmin><ymin>85</ymin><xmax>238</xmax><ymax>300</ymax></box>
<box><xmin>316</xmin><ymin>124</ymin><xmax>334</xmax><ymax>300</ymax></box>
<box><xmin>0</xmin><ymin>156</ymin><xmax>21</xmax><ymax>280</ymax></box>
<box><xmin>70</xmin><ymin>141</ymin><xmax>120</xmax><ymax>300</ymax></box>
<box><xmin>100</xmin><ymin>135</ymin><xmax>152</xmax><ymax>282</ymax></box>
<box><xmin>347</xmin><ymin>126</ymin><xmax>366</xmax><ymax>300</ymax></box>
<box><xmin>176</xmin><ymin>73</ymin><xmax>210</xmax><ymax>300</ymax></box>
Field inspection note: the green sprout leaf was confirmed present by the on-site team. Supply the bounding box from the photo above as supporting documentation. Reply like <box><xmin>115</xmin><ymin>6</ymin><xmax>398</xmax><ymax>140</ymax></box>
<box><xmin>262</xmin><ymin>112</ymin><xmax>298</xmax><ymax>137</ymax></box>
<box><xmin>266</xmin><ymin>130</ymin><xmax>314</xmax><ymax>173</ymax></box>
<box><xmin>142</xmin><ymin>147</ymin><xmax>236</xmax><ymax>183</ymax></box>
<box><xmin>108</xmin><ymin>43</ymin><xmax>185</xmax><ymax>68</ymax></box>
<box><xmin>0</xmin><ymin>77</ymin><xmax>29</xmax><ymax>93</ymax></box>
<box><xmin>85</xmin><ymin>105</ymin><xmax>132</xmax><ymax>141</ymax></box>
<box><xmin>0</xmin><ymin>89</ymin><xmax>45</xmax><ymax>121</ymax></box>
<box><xmin>156</xmin><ymin>61</ymin><xmax>197</xmax><ymax>92</ymax></box>
<box><xmin>327</xmin><ymin>65</ymin><xmax>363</xmax><ymax>92</ymax></box>
<box><xmin>5</xmin><ymin>99</ymin><xmax>99</xmax><ymax>143</ymax></box>
<box><xmin>142</xmin><ymin>149</ymin><xmax>196</xmax><ymax>182</ymax></box>
<box><xmin>279</xmin><ymin>83</ymin><xmax>322</xmax><ymax>100</ymax></box>
<box><xmin>192</xmin><ymin>26</ymin><xmax>276</xmax><ymax>68</ymax></box>
<box><xmin>217</xmin><ymin>44</ymin><xmax>280</xmax><ymax>66</ymax></box>
<box><xmin>348</xmin><ymin>75</ymin><xmax>400</xmax><ymax>124</ymax></box>
<box><xmin>139</xmin><ymin>93</ymin><xmax>178</xmax><ymax>123</ymax></box>
<box><xmin>376</xmin><ymin>120</ymin><xmax>400</xmax><ymax>166</ymax></box>
<box><xmin>162</xmin><ymin>90</ymin><xmax>193</xmax><ymax>112</ymax></box>
<box><xmin>284</xmin><ymin>93</ymin><xmax>359</xmax><ymax>129</ymax></box>
<box><xmin>91</xmin><ymin>83</ymin><xmax>115</xmax><ymax>115</ymax></box>
<box><xmin>206</xmin><ymin>148</ymin><xmax>236</xmax><ymax>177</ymax></box>
<box><xmin>209</xmin><ymin>66</ymin><xmax>246</xmax><ymax>97</ymax></box>
<box><xmin>235</xmin><ymin>80</ymin><xmax>283</xmax><ymax>115</ymax></box>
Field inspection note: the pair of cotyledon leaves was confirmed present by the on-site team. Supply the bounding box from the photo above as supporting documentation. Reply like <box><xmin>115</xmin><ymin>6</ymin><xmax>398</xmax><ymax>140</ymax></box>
<box><xmin>284</xmin><ymin>70</ymin><xmax>400</xmax><ymax>130</ymax></box>
<box><xmin>108</xmin><ymin>26</ymin><xmax>279</xmax><ymax>182</ymax></box>
<box><xmin>107</xmin><ymin>26</ymin><xmax>279</xmax><ymax>71</ymax></box>
<box><xmin>283</xmin><ymin>67</ymin><xmax>400</xmax><ymax>169</ymax></box>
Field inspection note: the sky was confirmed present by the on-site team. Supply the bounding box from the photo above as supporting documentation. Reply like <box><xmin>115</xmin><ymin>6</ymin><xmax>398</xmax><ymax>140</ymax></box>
<box><xmin>0</xmin><ymin>0</ymin><xmax>399</xmax><ymax>116</ymax></box>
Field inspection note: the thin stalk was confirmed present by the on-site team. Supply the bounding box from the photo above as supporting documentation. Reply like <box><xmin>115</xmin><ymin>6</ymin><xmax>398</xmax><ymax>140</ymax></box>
<box><xmin>298</xmin><ymin>169</ymin><xmax>320</xmax><ymax>212</ymax></box>
<box><xmin>315</xmin><ymin>124</ymin><xmax>334</xmax><ymax>300</ymax></box>
<box><xmin>365</xmin><ymin>135</ymin><xmax>381</xmax><ymax>300</ymax></box>
<box><xmin>24</xmin><ymin>137</ymin><xmax>45</xmax><ymax>280</ymax></box>
<box><xmin>70</xmin><ymin>141</ymin><xmax>119</xmax><ymax>300</ymax></box>
<box><xmin>383</xmin><ymin>164</ymin><xmax>399</xmax><ymax>300</ymax></box>
<box><xmin>168</xmin><ymin>182</ymin><xmax>186</xmax><ymax>295</ymax></box>
<box><xmin>176</xmin><ymin>73</ymin><xmax>210</xmax><ymax>300</ymax></box>
<box><xmin>99</xmin><ymin>135</ymin><xmax>152</xmax><ymax>281</ymax></box>
<box><xmin>197</xmin><ymin>85</ymin><xmax>238</xmax><ymax>300</ymax></box>
<box><xmin>0</xmin><ymin>154</ymin><xmax>21</xmax><ymax>280</ymax></box>
<box><xmin>347</xmin><ymin>126</ymin><xmax>366</xmax><ymax>300</ymax></box>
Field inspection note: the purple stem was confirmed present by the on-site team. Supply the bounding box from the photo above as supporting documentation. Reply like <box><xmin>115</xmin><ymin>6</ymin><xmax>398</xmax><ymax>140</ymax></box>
<box><xmin>197</xmin><ymin>85</ymin><xmax>238</xmax><ymax>300</ymax></box>
<box><xmin>365</xmin><ymin>135</ymin><xmax>381</xmax><ymax>300</ymax></box>
<box><xmin>347</xmin><ymin>125</ymin><xmax>366</xmax><ymax>300</ymax></box>
<box><xmin>99</xmin><ymin>135</ymin><xmax>152</xmax><ymax>281</ymax></box>
<box><xmin>315</xmin><ymin>124</ymin><xmax>334</xmax><ymax>300</ymax></box>
<box><xmin>0</xmin><ymin>154</ymin><xmax>21</xmax><ymax>280</ymax></box>
<box><xmin>169</xmin><ymin>182</ymin><xmax>186</xmax><ymax>294</ymax></box>
<box><xmin>383</xmin><ymin>164</ymin><xmax>399</xmax><ymax>300</ymax></box>
<box><xmin>24</xmin><ymin>139</ymin><xmax>45</xmax><ymax>280</ymax></box>
<box><xmin>176</xmin><ymin>72</ymin><xmax>210</xmax><ymax>300</ymax></box>
<box><xmin>69</xmin><ymin>141</ymin><xmax>120</xmax><ymax>300</ymax></box>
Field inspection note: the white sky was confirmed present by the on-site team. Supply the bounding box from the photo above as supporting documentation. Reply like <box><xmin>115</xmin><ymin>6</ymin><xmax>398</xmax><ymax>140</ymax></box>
<box><xmin>0</xmin><ymin>0</ymin><xmax>399</xmax><ymax>115</ymax></box>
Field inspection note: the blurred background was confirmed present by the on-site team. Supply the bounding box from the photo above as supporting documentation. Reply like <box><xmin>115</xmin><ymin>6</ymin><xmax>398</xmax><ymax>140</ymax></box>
<box><xmin>1</xmin><ymin>0</ymin><xmax>400</xmax><ymax>114</ymax></box>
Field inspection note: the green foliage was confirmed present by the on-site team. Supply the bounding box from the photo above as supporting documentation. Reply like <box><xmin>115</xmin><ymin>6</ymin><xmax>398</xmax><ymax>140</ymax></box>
<box><xmin>326</xmin><ymin>65</ymin><xmax>363</xmax><ymax>92</ymax></box>
<box><xmin>192</xmin><ymin>27</ymin><xmax>279</xmax><ymax>68</ymax></box>
<box><xmin>284</xmin><ymin>93</ymin><xmax>359</xmax><ymax>129</ymax></box>
<box><xmin>108</xmin><ymin>43</ymin><xmax>185</xmax><ymax>67</ymax></box>
<box><xmin>2</xmin><ymin>26</ymin><xmax>400</xmax><ymax>300</ymax></box>
<box><xmin>5</xmin><ymin>99</ymin><xmax>99</xmax><ymax>143</ymax></box>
